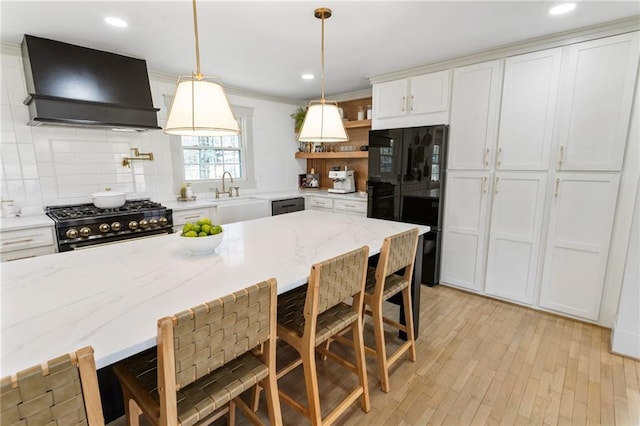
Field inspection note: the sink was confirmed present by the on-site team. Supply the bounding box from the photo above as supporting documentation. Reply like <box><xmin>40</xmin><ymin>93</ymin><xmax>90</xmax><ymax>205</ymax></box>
<box><xmin>212</xmin><ymin>197</ymin><xmax>270</xmax><ymax>224</ymax></box>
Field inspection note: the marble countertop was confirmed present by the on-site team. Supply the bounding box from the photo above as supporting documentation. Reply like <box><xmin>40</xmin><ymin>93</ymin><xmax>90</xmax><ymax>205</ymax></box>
<box><xmin>164</xmin><ymin>190</ymin><xmax>367</xmax><ymax>211</ymax></box>
<box><xmin>1</xmin><ymin>210</ymin><xmax>428</xmax><ymax>375</ymax></box>
<box><xmin>0</xmin><ymin>214</ymin><xmax>54</xmax><ymax>232</ymax></box>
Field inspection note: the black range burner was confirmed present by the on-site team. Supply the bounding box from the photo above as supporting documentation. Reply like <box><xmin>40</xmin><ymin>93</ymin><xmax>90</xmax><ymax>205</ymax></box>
<box><xmin>46</xmin><ymin>199</ymin><xmax>173</xmax><ymax>252</ymax></box>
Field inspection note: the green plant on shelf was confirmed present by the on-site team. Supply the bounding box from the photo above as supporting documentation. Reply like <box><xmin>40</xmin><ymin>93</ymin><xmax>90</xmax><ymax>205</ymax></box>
<box><xmin>290</xmin><ymin>106</ymin><xmax>307</xmax><ymax>133</ymax></box>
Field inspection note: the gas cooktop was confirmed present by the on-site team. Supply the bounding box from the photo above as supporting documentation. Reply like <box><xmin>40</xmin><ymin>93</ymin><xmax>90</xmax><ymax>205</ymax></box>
<box><xmin>46</xmin><ymin>199</ymin><xmax>165</xmax><ymax>221</ymax></box>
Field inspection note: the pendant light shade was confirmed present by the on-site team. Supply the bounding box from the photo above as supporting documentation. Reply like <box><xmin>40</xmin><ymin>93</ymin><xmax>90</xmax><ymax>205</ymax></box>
<box><xmin>297</xmin><ymin>100</ymin><xmax>348</xmax><ymax>142</ymax></box>
<box><xmin>164</xmin><ymin>77</ymin><xmax>239</xmax><ymax>136</ymax></box>
<box><xmin>298</xmin><ymin>7</ymin><xmax>348</xmax><ymax>143</ymax></box>
<box><xmin>163</xmin><ymin>0</ymin><xmax>239</xmax><ymax>136</ymax></box>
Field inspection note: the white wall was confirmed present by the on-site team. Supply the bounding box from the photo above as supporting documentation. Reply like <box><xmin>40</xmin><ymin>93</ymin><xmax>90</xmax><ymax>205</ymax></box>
<box><xmin>0</xmin><ymin>46</ymin><xmax>304</xmax><ymax>212</ymax></box>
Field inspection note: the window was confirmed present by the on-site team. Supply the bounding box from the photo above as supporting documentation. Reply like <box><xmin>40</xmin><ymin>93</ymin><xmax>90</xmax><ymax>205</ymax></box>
<box><xmin>181</xmin><ymin>118</ymin><xmax>245</xmax><ymax>181</ymax></box>
<box><xmin>171</xmin><ymin>106</ymin><xmax>256</xmax><ymax>191</ymax></box>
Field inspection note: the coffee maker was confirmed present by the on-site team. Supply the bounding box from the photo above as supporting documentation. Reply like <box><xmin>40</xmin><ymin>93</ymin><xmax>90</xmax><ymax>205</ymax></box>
<box><xmin>328</xmin><ymin>170</ymin><xmax>356</xmax><ymax>194</ymax></box>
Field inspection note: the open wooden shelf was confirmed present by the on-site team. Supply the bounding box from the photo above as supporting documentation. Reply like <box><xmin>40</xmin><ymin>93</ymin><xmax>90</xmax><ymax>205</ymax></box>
<box><xmin>343</xmin><ymin>119</ymin><xmax>372</xmax><ymax>129</ymax></box>
<box><xmin>295</xmin><ymin>151</ymin><xmax>368</xmax><ymax>159</ymax></box>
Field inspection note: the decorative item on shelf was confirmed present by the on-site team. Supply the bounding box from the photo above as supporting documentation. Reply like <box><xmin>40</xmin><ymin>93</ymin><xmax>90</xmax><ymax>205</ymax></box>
<box><xmin>366</xmin><ymin>105</ymin><xmax>372</xmax><ymax>120</ymax></box>
<box><xmin>297</xmin><ymin>7</ymin><xmax>348</xmax><ymax>143</ymax></box>
<box><xmin>177</xmin><ymin>196</ymin><xmax>197</xmax><ymax>202</ymax></box>
<box><xmin>291</xmin><ymin>106</ymin><xmax>308</xmax><ymax>134</ymax></box>
<box><xmin>121</xmin><ymin>147</ymin><xmax>154</xmax><ymax>168</ymax></box>
<box><xmin>357</xmin><ymin>106</ymin><xmax>365</xmax><ymax>121</ymax></box>
<box><xmin>163</xmin><ymin>0</ymin><xmax>239</xmax><ymax>136</ymax></box>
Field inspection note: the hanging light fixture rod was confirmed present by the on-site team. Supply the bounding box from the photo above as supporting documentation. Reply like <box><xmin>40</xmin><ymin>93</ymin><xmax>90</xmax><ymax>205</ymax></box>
<box><xmin>314</xmin><ymin>7</ymin><xmax>331</xmax><ymax>105</ymax></box>
<box><xmin>192</xmin><ymin>0</ymin><xmax>203</xmax><ymax>80</ymax></box>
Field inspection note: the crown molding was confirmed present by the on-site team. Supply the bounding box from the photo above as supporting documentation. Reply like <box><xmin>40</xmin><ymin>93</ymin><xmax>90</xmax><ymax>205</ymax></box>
<box><xmin>1</xmin><ymin>42</ymin><xmax>21</xmax><ymax>55</ymax></box>
<box><xmin>369</xmin><ymin>16</ymin><xmax>640</xmax><ymax>84</ymax></box>
<box><xmin>330</xmin><ymin>88</ymin><xmax>373</xmax><ymax>102</ymax></box>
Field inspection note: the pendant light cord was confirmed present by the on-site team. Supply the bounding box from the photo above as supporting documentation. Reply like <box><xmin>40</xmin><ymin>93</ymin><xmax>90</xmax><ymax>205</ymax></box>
<box><xmin>192</xmin><ymin>0</ymin><xmax>202</xmax><ymax>80</ymax></box>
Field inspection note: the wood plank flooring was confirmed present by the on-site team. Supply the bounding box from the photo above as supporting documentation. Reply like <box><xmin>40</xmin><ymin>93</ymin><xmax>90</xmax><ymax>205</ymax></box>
<box><xmin>110</xmin><ymin>284</ymin><xmax>640</xmax><ymax>425</ymax></box>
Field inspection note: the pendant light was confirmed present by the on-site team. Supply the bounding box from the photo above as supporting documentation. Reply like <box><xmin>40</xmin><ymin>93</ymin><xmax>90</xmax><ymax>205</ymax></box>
<box><xmin>297</xmin><ymin>7</ymin><xmax>348</xmax><ymax>143</ymax></box>
<box><xmin>164</xmin><ymin>0</ymin><xmax>239</xmax><ymax>136</ymax></box>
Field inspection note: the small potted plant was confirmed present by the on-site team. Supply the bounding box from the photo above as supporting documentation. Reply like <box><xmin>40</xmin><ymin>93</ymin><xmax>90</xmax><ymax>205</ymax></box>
<box><xmin>290</xmin><ymin>106</ymin><xmax>307</xmax><ymax>134</ymax></box>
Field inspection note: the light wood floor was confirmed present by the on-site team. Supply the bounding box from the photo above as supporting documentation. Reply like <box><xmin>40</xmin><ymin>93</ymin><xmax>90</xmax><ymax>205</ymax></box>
<box><xmin>111</xmin><ymin>284</ymin><xmax>640</xmax><ymax>425</ymax></box>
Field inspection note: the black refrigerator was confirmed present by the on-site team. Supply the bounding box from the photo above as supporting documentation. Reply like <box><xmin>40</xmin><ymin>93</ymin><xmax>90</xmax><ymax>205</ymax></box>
<box><xmin>367</xmin><ymin>125</ymin><xmax>448</xmax><ymax>286</ymax></box>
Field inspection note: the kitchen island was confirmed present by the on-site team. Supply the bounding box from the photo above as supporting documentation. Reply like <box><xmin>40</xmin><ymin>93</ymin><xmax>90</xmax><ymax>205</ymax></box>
<box><xmin>1</xmin><ymin>210</ymin><xmax>428</xmax><ymax>376</ymax></box>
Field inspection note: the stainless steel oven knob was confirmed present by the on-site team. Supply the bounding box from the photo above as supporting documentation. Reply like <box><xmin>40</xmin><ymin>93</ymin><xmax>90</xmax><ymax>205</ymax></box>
<box><xmin>99</xmin><ymin>223</ymin><xmax>110</xmax><ymax>233</ymax></box>
<box><xmin>111</xmin><ymin>222</ymin><xmax>122</xmax><ymax>231</ymax></box>
<box><xmin>129</xmin><ymin>221</ymin><xmax>138</xmax><ymax>230</ymax></box>
<box><xmin>139</xmin><ymin>219</ymin><xmax>149</xmax><ymax>229</ymax></box>
<box><xmin>66</xmin><ymin>229</ymin><xmax>79</xmax><ymax>239</ymax></box>
<box><xmin>158</xmin><ymin>217</ymin><xmax>168</xmax><ymax>226</ymax></box>
<box><xmin>149</xmin><ymin>218</ymin><xmax>158</xmax><ymax>227</ymax></box>
<box><xmin>79</xmin><ymin>227</ymin><xmax>91</xmax><ymax>237</ymax></box>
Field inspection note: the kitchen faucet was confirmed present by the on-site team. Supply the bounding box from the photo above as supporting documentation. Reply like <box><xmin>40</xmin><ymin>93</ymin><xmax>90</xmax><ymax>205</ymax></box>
<box><xmin>214</xmin><ymin>171</ymin><xmax>238</xmax><ymax>198</ymax></box>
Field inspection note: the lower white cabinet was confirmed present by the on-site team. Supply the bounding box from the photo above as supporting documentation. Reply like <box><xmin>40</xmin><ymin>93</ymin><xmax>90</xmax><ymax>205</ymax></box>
<box><xmin>0</xmin><ymin>226</ymin><xmax>56</xmax><ymax>262</ymax></box>
<box><xmin>172</xmin><ymin>208</ymin><xmax>211</xmax><ymax>228</ymax></box>
<box><xmin>305</xmin><ymin>196</ymin><xmax>367</xmax><ymax>217</ymax></box>
<box><xmin>441</xmin><ymin>171</ymin><xmax>491</xmax><ymax>292</ymax></box>
<box><xmin>539</xmin><ymin>172</ymin><xmax>620</xmax><ymax>320</ymax></box>
<box><xmin>485</xmin><ymin>172</ymin><xmax>547</xmax><ymax>304</ymax></box>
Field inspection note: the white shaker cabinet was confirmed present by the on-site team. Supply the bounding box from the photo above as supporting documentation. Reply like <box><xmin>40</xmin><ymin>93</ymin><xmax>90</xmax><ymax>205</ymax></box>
<box><xmin>372</xmin><ymin>70</ymin><xmax>451</xmax><ymax>129</ymax></box>
<box><xmin>497</xmin><ymin>48</ymin><xmax>562</xmax><ymax>170</ymax></box>
<box><xmin>448</xmin><ymin>60</ymin><xmax>502</xmax><ymax>170</ymax></box>
<box><xmin>485</xmin><ymin>172</ymin><xmax>548</xmax><ymax>304</ymax></box>
<box><xmin>554</xmin><ymin>32</ymin><xmax>639</xmax><ymax>171</ymax></box>
<box><xmin>440</xmin><ymin>171</ymin><xmax>491</xmax><ymax>292</ymax></box>
<box><xmin>539</xmin><ymin>173</ymin><xmax>620</xmax><ymax>320</ymax></box>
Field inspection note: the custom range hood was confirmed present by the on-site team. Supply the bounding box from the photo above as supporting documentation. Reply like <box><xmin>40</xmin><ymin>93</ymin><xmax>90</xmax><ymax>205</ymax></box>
<box><xmin>21</xmin><ymin>35</ymin><xmax>160</xmax><ymax>131</ymax></box>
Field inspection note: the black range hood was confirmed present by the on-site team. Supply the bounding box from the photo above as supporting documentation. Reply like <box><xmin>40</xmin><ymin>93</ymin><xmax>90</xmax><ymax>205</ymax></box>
<box><xmin>21</xmin><ymin>35</ymin><xmax>161</xmax><ymax>131</ymax></box>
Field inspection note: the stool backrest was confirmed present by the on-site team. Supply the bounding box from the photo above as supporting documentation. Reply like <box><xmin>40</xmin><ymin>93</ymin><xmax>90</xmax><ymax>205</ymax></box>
<box><xmin>0</xmin><ymin>346</ymin><xmax>104</xmax><ymax>426</ymax></box>
<box><xmin>377</xmin><ymin>228</ymin><xmax>420</xmax><ymax>283</ymax></box>
<box><xmin>161</xmin><ymin>279</ymin><xmax>276</xmax><ymax>390</ymax></box>
<box><xmin>308</xmin><ymin>246</ymin><xmax>369</xmax><ymax>316</ymax></box>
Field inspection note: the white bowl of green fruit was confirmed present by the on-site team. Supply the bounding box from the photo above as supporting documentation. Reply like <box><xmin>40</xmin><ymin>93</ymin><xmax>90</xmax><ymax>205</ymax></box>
<box><xmin>179</xmin><ymin>218</ymin><xmax>223</xmax><ymax>255</ymax></box>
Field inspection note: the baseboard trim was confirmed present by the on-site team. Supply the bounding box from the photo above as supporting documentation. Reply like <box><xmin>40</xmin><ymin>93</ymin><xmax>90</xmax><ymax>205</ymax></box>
<box><xmin>611</xmin><ymin>319</ymin><xmax>640</xmax><ymax>360</ymax></box>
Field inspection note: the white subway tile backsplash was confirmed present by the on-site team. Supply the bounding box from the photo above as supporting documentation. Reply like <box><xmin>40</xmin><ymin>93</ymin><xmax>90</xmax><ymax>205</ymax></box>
<box><xmin>39</xmin><ymin>177</ymin><xmax>58</xmax><ymax>204</ymax></box>
<box><xmin>18</xmin><ymin>144</ymin><xmax>36</xmax><ymax>166</ymax></box>
<box><xmin>23</xmin><ymin>179</ymin><xmax>43</xmax><ymax>206</ymax></box>
<box><xmin>12</xmin><ymin>106</ymin><xmax>34</xmax><ymax>144</ymax></box>
<box><xmin>2</xmin><ymin>62</ymin><xmax>27</xmax><ymax>106</ymax></box>
<box><xmin>37</xmin><ymin>162</ymin><xmax>55</xmax><ymax>177</ymax></box>
<box><xmin>1</xmin><ymin>143</ymin><xmax>21</xmax><ymax>179</ymax></box>
<box><xmin>5</xmin><ymin>179</ymin><xmax>27</xmax><ymax>206</ymax></box>
<box><xmin>21</xmin><ymin>165</ymin><xmax>38</xmax><ymax>179</ymax></box>
<box><xmin>1</xmin><ymin>106</ymin><xmax>16</xmax><ymax>143</ymax></box>
<box><xmin>1</xmin><ymin>73</ymin><xmax>10</xmax><ymax>106</ymax></box>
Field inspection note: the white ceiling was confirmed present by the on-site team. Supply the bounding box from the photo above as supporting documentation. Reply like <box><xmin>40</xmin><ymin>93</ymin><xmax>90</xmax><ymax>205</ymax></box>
<box><xmin>1</xmin><ymin>1</ymin><xmax>639</xmax><ymax>102</ymax></box>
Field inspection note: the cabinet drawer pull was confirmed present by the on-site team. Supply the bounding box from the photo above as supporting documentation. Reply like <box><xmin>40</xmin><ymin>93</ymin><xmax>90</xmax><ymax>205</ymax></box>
<box><xmin>183</xmin><ymin>215</ymin><xmax>201</xmax><ymax>220</ymax></box>
<box><xmin>497</xmin><ymin>147</ymin><xmax>503</xmax><ymax>167</ymax></box>
<box><xmin>3</xmin><ymin>238</ymin><xmax>35</xmax><ymax>245</ymax></box>
<box><xmin>494</xmin><ymin>176</ymin><xmax>500</xmax><ymax>194</ymax></box>
<box><xmin>7</xmin><ymin>254</ymin><xmax>37</xmax><ymax>262</ymax></box>
<box><xmin>484</xmin><ymin>148</ymin><xmax>490</xmax><ymax>167</ymax></box>
<box><xmin>402</xmin><ymin>96</ymin><xmax>406</xmax><ymax>112</ymax></box>
<box><xmin>482</xmin><ymin>176</ymin><xmax>488</xmax><ymax>193</ymax></box>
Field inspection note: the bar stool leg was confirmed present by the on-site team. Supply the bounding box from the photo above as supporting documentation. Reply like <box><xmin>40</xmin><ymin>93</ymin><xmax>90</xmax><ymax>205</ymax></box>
<box><xmin>402</xmin><ymin>286</ymin><xmax>417</xmax><ymax>362</ymax></box>
<box><xmin>372</xmin><ymin>298</ymin><xmax>391</xmax><ymax>393</ymax></box>
<box><xmin>302</xmin><ymin>346</ymin><xmax>323</xmax><ymax>425</ymax></box>
<box><xmin>352</xmin><ymin>317</ymin><xmax>371</xmax><ymax>411</ymax></box>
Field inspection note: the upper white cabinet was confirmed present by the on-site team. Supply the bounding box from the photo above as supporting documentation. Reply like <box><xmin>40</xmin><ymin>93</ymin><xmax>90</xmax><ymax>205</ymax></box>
<box><xmin>372</xmin><ymin>70</ymin><xmax>451</xmax><ymax>129</ymax></box>
<box><xmin>497</xmin><ymin>48</ymin><xmax>563</xmax><ymax>170</ymax></box>
<box><xmin>539</xmin><ymin>173</ymin><xmax>621</xmax><ymax>320</ymax></box>
<box><xmin>485</xmin><ymin>172</ymin><xmax>548</xmax><ymax>304</ymax></box>
<box><xmin>554</xmin><ymin>32</ymin><xmax>640</xmax><ymax>171</ymax></box>
<box><xmin>448</xmin><ymin>60</ymin><xmax>502</xmax><ymax>170</ymax></box>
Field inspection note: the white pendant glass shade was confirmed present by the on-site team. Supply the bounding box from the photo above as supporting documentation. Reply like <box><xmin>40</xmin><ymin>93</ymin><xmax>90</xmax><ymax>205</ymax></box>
<box><xmin>164</xmin><ymin>77</ymin><xmax>240</xmax><ymax>136</ymax></box>
<box><xmin>297</xmin><ymin>100</ymin><xmax>348</xmax><ymax>143</ymax></box>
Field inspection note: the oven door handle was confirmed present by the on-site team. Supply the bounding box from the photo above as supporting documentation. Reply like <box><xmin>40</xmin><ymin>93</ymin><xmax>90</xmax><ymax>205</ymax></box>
<box><xmin>67</xmin><ymin>232</ymin><xmax>168</xmax><ymax>251</ymax></box>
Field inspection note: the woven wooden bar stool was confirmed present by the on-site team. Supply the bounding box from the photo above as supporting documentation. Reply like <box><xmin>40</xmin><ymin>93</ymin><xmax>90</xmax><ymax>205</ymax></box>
<box><xmin>113</xmin><ymin>278</ymin><xmax>282</xmax><ymax>426</ymax></box>
<box><xmin>1</xmin><ymin>346</ymin><xmax>105</xmax><ymax>426</ymax></box>
<box><xmin>276</xmin><ymin>246</ymin><xmax>370</xmax><ymax>426</ymax></box>
<box><xmin>325</xmin><ymin>228</ymin><xmax>419</xmax><ymax>393</ymax></box>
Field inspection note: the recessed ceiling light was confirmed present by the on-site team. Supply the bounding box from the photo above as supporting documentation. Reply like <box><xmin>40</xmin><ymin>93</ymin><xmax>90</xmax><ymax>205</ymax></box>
<box><xmin>549</xmin><ymin>3</ymin><xmax>577</xmax><ymax>15</ymax></box>
<box><xmin>302</xmin><ymin>74</ymin><xmax>314</xmax><ymax>80</ymax></box>
<box><xmin>105</xmin><ymin>17</ymin><xmax>128</xmax><ymax>27</ymax></box>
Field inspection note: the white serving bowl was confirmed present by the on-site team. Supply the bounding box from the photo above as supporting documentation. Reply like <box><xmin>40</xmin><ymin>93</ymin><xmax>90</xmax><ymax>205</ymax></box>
<box><xmin>92</xmin><ymin>189</ymin><xmax>126</xmax><ymax>208</ymax></box>
<box><xmin>179</xmin><ymin>232</ymin><xmax>224</xmax><ymax>255</ymax></box>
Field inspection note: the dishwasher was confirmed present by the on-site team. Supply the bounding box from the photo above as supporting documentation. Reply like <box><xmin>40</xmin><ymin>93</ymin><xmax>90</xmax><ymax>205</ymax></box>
<box><xmin>271</xmin><ymin>197</ymin><xmax>305</xmax><ymax>215</ymax></box>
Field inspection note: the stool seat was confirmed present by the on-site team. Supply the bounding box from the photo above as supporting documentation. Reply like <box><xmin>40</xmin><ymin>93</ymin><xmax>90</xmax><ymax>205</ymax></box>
<box><xmin>364</xmin><ymin>266</ymin><xmax>409</xmax><ymax>301</ymax></box>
